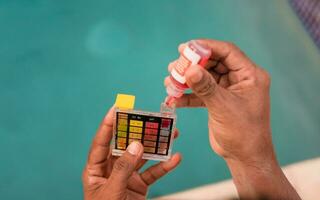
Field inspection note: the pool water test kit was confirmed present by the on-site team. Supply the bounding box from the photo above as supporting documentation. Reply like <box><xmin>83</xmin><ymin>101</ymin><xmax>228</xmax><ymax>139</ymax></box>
<box><xmin>112</xmin><ymin>41</ymin><xmax>210</xmax><ymax>161</ymax></box>
<box><xmin>112</xmin><ymin>94</ymin><xmax>176</xmax><ymax>161</ymax></box>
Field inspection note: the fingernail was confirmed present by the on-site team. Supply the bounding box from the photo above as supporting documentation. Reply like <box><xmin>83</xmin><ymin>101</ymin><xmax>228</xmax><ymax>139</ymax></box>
<box><xmin>127</xmin><ymin>142</ymin><xmax>141</xmax><ymax>155</ymax></box>
<box><xmin>190</xmin><ymin>66</ymin><xmax>203</xmax><ymax>83</ymax></box>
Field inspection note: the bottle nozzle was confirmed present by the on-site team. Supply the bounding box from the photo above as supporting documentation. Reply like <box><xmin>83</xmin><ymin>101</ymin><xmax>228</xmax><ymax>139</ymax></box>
<box><xmin>164</xmin><ymin>96</ymin><xmax>176</xmax><ymax>106</ymax></box>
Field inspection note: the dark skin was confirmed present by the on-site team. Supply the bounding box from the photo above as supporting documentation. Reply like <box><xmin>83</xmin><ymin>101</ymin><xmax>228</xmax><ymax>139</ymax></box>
<box><xmin>82</xmin><ymin>107</ymin><xmax>181</xmax><ymax>200</ymax></box>
<box><xmin>83</xmin><ymin>38</ymin><xmax>301</xmax><ymax>200</ymax></box>
<box><xmin>165</xmin><ymin>39</ymin><xmax>301</xmax><ymax>199</ymax></box>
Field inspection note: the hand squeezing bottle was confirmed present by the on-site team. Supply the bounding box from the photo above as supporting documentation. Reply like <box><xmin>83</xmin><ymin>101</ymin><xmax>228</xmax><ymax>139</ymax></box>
<box><xmin>165</xmin><ymin>40</ymin><xmax>211</xmax><ymax>105</ymax></box>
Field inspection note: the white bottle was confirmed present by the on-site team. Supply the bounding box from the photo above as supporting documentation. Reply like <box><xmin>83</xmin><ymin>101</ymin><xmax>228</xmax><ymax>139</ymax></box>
<box><xmin>165</xmin><ymin>40</ymin><xmax>211</xmax><ymax>105</ymax></box>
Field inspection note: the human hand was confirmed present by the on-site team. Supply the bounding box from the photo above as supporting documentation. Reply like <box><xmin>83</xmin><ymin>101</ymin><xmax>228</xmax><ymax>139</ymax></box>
<box><xmin>165</xmin><ymin>39</ymin><xmax>272</xmax><ymax>164</ymax></box>
<box><xmin>165</xmin><ymin>39</ymin><xmax>300</xmax><ymax>199</ymax></box>
<box><xmin>82</xmin><ymin>107</ymin><xmax>181</xmax><ymax>200</ymax></box>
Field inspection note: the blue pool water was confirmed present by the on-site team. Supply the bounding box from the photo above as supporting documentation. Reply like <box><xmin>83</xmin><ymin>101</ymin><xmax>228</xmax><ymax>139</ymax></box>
<box><xmin>0</xmin><ymin>0</ymin><xmax>319</xmax><ymax>199</ymax></box>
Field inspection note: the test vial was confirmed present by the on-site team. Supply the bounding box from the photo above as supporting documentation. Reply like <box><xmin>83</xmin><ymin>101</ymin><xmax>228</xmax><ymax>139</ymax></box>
<box><xmin>165</xmin><ymin>40</ymin><xmax>211</xmax><ymax>105</ymax></box>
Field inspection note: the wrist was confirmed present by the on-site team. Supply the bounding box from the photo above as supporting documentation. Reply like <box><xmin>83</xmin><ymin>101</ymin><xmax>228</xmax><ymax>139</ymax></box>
<box><xmin>225</xmin><ymin>155</ymin><xmax>282</xmax><ymax>185</ymax></box>
<box><xmin>225</xmin><ymin>146</ymin><xmax>280</xmax><ymax>175</ymax></box>
<box><xmin>225</xmin><ymin>157</ymin><xmax>300</xmax><ymax>199</ymax></box>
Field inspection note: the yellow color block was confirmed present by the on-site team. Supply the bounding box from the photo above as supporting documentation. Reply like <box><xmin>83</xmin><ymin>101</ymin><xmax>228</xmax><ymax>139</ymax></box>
<box><xmin>118</xmin><ymin>119</ymin><xmax>128</xmax><ymax>125</ymax></box>
<box><xmin>129</xmin><ymin>133</ymin><xmax>142</xmax><ymax>139</ymax></box>
<box><xmin>129</xmin><ymin>126</ymin><xmax>142</xmax><ymax>133</ymax></box>
<box><xmin>117</xmin><ymin>137</ymin><xmax>127</xmax><ymax>143</ymax></box>
<box><xmin>130</xmin><ymin>120</ymin><xmax>143</xmax><ymax>127</ymax></box>
<box><xmin>129</xmin><ymin>139</ymin><xmax>141</xmax><ymax>144</ymax></box>
<box><xmin>117</xmin><ymin>142</ymin><xmax>126</xmax><ymax>150</ymax></box>
<box><xmin>118</xmin><ymin>124</ymin><xmax>127</xmax><ymax>131</ymax></box>
<box><xmin>117</xmin><ymin>131</ymin><xmax>127</xmax><ymax>138</ymax></box>
<box><xmin>115</xmin><ymin>94</ymin><xmax>135</xmax><ymax>109</ymax></box>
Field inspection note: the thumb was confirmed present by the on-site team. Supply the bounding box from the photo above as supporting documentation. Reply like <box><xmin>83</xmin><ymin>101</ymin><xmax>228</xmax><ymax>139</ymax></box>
<box><xmin>185</xmin><ymin>65</ymin><xmax>219</xmax><ymax>105</ymax></box>
<box><xmin>109</xmin><ymin>141</ymin><xmax>143</xmax><ymax>185</ymax></box>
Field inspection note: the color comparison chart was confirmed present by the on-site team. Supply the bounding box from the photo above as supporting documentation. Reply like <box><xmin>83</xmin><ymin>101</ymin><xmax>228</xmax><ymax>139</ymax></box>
<box><xmin>113</xmin><ymin>111</ymin><xmax>174</xmax><ymax>159</ymax></box>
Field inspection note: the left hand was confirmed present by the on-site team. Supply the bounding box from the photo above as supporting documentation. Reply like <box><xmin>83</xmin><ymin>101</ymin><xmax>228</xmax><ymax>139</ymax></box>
<box><xmin>82</xmin><ymin>106</ymin><xmax>181</xmax><ymax>200</ymax></box>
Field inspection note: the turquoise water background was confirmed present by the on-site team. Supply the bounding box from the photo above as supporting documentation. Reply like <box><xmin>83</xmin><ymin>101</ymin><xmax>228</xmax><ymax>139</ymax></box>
<box><xmin>1</xmin><ymin>0</ymin><xmax>320</xmax><ymax>199</ymax></box>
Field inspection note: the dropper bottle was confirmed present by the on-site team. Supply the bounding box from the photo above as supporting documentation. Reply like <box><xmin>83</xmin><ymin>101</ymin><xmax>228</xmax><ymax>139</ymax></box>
<box><xmin>165</xmin><ymin>40</ymin><xmax>211</xmax><ymax>105</ymax></box>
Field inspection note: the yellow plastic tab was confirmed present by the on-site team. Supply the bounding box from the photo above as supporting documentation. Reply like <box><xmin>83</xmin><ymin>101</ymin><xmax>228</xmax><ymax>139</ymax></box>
<box><xmin>115</xmin><ymin>94</ymin><xmax>135</xmax><ymax>109</ymax></box>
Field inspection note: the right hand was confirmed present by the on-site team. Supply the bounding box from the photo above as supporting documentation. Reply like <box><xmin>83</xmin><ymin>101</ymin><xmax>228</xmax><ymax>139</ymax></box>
<box><xmin>165</xmin><ymin>39</ymin><xmax>273</xmax><ymax>165</ymax></box>
<box><xmin>165</xmin><ymin>39</ymin><xmax>300</xmax><ymax>199</ymax></box>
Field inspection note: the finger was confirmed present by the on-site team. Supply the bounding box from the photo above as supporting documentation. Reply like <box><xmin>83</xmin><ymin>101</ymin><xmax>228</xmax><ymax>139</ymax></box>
<box><xmin>109</xmin><ymin>142</ymin><xmax>144</xmax><ymax>187</ymax></box>
<box><xmin>166</xmin><ymin>68</ymin><xmax>220</xmax><ymax>88</ymax></box>
<box><xmin>196</xmin><ymin>39</ymin><xmax>255</xmax><ymax>71</ymax></box>
<box><xmin>165</xmin><ymin>70</ymin><xmax>221</xmax><ymax>87</ymax></box>
<box><xmin>173</xmin><ymin>128</ymin><xmax>179</xmax><ymax>139</ymax></box>
<box><xmin>164</xmin><ymin>76</ymin><xmax>171</xmax><ymax>87</ymax></box>
<box><xmin>185</xmin><ymin>65</ymin><xmax>220</xmax><ymax>105</ymax></box>
<box><xmin>178</xmin><ymin>43</ymin><xmax>186</xmax><ymax>53</ymax></box>
<box><xmin>219</xmin><ymin>74</ymin><xmax>231</xmax><ymax>88</ymax></box>
<box><xmin>208</xmin><ymin>69</ymin><xmax>221</xmax><ymax>83</ymax></box>
<box><xmin>204</xmin><ymin>59</ymin><xmax>218</xmax><ymax>69</ymax></box>
<box><xmin>107</xmin><ymin>145</ymin><xmax>146</xmax><ymax>176</ymax></box>
<box><xmin>86</xmin><ymin>106</ymin><xmax>115</xmax><ymax>176</ymax></box>
<box><xmin>214</xmin><ymin>62</ymin><xmax>229</xmax><ymax>74</ymax></box>
<box><xmin>140</xmin><ymin>153</ymin><xmax>182</xmax><ymax>185</ymax></box>
<box><xmin>136</xmin><ymin>159</ymin><xmax>148</xmax><ymax>171</ymax></box>
<box><xmin>228</xmin><ymin>79</ymin><xmax>256</xmax><ymax>91</ymax></box>
<box><xmin>175</xmin><ymin>93</ymin><xmax>205</xmax><ymax>108</ymax></box>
